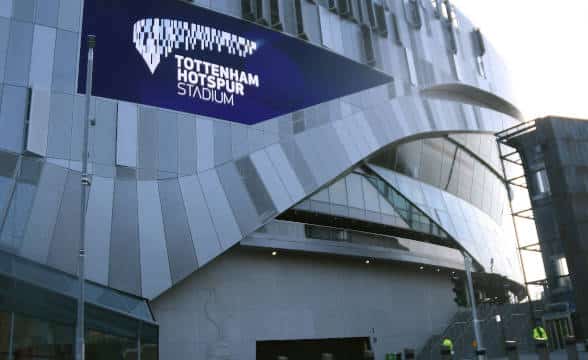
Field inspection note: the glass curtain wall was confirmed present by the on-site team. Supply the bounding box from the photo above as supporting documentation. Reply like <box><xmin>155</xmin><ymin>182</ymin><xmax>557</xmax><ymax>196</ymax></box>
<box><xmin>0</xmin><ymin>276</ymin><xmax>157</xmax><ymax>360</ymax></box>
<box><xmin>0</xmin><ymin>312</ymin><xmax>9</xmax><ymax>360</ymax></box>
<box><xmin>12</xmin><ymin>314</ymin><xmax>74</xmax><ymax>360</ymax></box>
<box><xmin>0</xmin><ymin>310</ymin><xmax>157</xmax><ymax>360</ymax></box>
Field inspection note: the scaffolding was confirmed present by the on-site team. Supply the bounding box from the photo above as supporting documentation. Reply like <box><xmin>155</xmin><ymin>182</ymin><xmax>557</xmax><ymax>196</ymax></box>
<box><xmin>495</xmin><ymin>120</ymin><xmax>547</xmax><ymax>305</ymax></box>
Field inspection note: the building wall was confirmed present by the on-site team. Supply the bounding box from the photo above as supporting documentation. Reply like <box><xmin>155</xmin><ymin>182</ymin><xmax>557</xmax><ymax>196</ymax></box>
<box><xmin>151</xmin><ymin>247</ymin><xmax>457</xmax><ymax>360</ymax></box>
<box><xmin>517</xmin><ymin>118</ymin><xmax>588</xmax><ymax>338</ymax></box>
<box><xmin>0</xmin><ymin>0</ymin><xmax>522</xmax><ymax>300</ymax></box>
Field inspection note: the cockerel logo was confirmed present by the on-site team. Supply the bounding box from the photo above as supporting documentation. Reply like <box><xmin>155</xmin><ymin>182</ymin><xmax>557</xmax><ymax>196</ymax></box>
<box><xmin>133</xmin><ymin>18</ymin><xmax>258</xmax><ymax>74</ymax></box>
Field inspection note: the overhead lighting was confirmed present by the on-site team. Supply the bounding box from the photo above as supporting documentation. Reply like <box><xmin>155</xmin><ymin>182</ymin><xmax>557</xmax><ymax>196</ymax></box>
<box><xmin>365</xmin><ymin>259</ymin><xmax>371</xmax><ymax>264</ymax></box>
<box><xmin>419</xmin><ymin>265</ymin><xmax>425</xmax><ymax>270</ymax></box>
<box><xmin>271</xmin><ymin>251</ymin><xmax>277</xmax><ymax>256</ymax></box>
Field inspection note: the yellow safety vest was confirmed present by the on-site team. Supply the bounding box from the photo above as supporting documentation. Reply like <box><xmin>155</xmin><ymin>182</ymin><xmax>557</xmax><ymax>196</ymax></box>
<box><xmin>533</xmin><ymin>326</ymin><xmax>548</xmax><ymax>341</ymax></box>
<box><xmin>442</xmin><ymin>338</ymin><xmax>453</xmax><ymax>351</ymax></box>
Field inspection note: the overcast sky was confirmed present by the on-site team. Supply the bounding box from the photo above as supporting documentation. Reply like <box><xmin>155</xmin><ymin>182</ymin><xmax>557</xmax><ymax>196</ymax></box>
<box><xmin>451</xmin><ymin>0</ymin><xmax>588</xmax><ymax>121</ymax></box>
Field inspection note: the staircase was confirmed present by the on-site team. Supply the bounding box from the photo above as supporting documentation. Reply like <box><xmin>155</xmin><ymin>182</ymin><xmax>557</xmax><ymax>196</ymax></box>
<box><xmin>417</xmin><ymin>304</ymin><xmax>535</xmax><ymax>360</ymax></box>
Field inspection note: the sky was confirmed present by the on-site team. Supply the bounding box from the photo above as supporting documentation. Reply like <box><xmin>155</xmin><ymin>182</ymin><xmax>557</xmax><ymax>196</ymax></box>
<box><xmin>451</xmin><ymin>0</ymin><xmax>588</xmax><ymax>121</ymax></box>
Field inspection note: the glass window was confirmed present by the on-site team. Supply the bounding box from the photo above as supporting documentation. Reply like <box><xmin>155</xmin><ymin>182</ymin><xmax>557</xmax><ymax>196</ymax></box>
<box><xmin>346</xmin><ymin>173</ymin><xmax>365</xmax><ymax>209</ymax></box>
<box><xmin>86</xmin><ymin>330</ymin><xmax>137</xmax><ymax>360</ymax></box>
<box><xmin>328</xmin><ymin>178</ymin><xmax>348</xmax><ymax>206</ymax></box>
<box><xmin>0</xmin><ymin>312</ymin><xmax>9</xmax><ymax>360</ymax></box>
<box><xmin>531</xmin><ymin>169</ymin><xmax>551</xmax><ymax>198</ymax></box>
<box><xmin>140</xmin><ymin>326</ymin><xmax>158</xmax><ymax>360</ymax></box>
<box><xmin>13</xmin><ymin>313</ymin><xmax>74</xmax><ymax>360</ymax></box>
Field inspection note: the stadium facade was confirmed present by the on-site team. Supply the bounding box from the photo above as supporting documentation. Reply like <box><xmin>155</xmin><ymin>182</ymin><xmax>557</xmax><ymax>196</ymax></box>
<box><xmin>0</xmin><ymin>0</ymin><xmax>526</xmax><ymax>359</ymax></box>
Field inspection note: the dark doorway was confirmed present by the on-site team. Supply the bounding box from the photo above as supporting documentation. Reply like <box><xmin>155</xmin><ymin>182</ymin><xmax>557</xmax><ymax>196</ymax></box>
<box><xmin>257</xmin><ymin>337</ymin><xmax>372</xmax><ymax>360</ymax></box>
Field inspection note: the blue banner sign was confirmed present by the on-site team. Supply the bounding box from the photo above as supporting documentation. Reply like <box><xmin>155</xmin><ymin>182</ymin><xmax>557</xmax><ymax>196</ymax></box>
<box><xmin>79</xmin><ymin>0</ymin><xmax>392</xmax><ymax>125</ymax></box>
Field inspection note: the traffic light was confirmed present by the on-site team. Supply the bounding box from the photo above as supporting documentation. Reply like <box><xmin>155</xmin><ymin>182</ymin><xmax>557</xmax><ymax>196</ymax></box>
<box><xmin>451</xmin><ymin>276</ymin><xmax>468</xmax><ymax>307</ymax></box>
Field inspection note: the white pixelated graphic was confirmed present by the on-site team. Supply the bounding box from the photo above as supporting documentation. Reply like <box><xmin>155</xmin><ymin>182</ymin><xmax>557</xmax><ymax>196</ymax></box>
<box><xmin>133</xmin><ymin>18</ymin><xmax>258</xmax><ymax>74</ymax></box>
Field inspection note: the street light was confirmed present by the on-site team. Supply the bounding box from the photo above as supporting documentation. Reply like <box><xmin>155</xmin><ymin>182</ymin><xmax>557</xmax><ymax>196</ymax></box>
<box><xmin>76</xmin><ymin>34</ymin><xmax>96</xmax><ymax>360</ymax></box>
<box><xmin>464</xmin><ymin>253</ymin><xmax>484</xmax><ymax>358</ymax></box>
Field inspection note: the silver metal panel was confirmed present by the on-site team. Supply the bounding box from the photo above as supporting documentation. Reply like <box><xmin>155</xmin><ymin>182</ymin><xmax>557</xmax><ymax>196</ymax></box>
<box><xmin>0</xmin><ymin>85</ymin><xmax>28</xmax><ymax>153</ymax></box>
<box><xmin>0</xmin><ymin>0</ymin><xmax>12</xmax><ymax>18</ymax></box>
<box><xmin>250</xmin><ymin>150</ymin><xmax>291</xmax><ymax>212</ymax></box>
<box><xmin>94</xmin><ymin>98</ymin><xmax>117</xmax><ymax>166</ymax></box>
<box><xmin>138</xmin><ymin>106</ymin><xmax>158</xmax><ymax>180</ymax></box>
<box><xmin>197</xmin><ymin>117</ymin><xmax>214</xmax><ymax>171</ymax></box>
<box><xmin>0</xmin><ymin>157</ymin><xmax>41</xmax><ymax>251</ymax></box>
<box><xmin>47</xmin><ymin>170</ymin><xmax>81</xmax><ymax>275</ymax></box>
<box><xmin>158</xmin><ymin>110</ymin><xmax>178</xmax><ymax>175</ymax></box>
<box><xmin>52</xmin><ymin>29</ymin><xmax>78</xmax><ymax>93</ymax></box>
<box><xmin>213</xmin><ymin>121</ymin><xmax>232</xmax><ymax>166</ymax></box>
<box><xmin>247</xmin><ymin>128</ymin><xmax>265</xmax><ymax>153</ymax></box>
<box><xmin>46</xmin><ymin>92</ymin><xmax>73</xmax><ymax>160</ymax></box>
<box><xmin>84</xmin><ymin>176</ymin><xmax>114</xmax><ymax>286</ymax></box>
<box><xmin>0</xmin><ymin>17</ymin><xmax>10</xmax><ymax>84</ymax></box>
<box><xmin>19</xmin><ymin>162</ymin><xmax>67</xmax><ymax>264</ymax></box>
<box><xmin>295</xmin><ymin>130</ymin><xmax>329</xmax><ymax>186</ymax></box>
<box><xmin>116</xmin><ymin>101</ymin><xmax>138</xmax><ymax>168</ymax></box>
<box><xmin>231</xmin><ymin>123</ymin><xmax>249</xmax><ymax>159</ymax></box>
<box><xmin>35</xmin><ymin>0</ymin><xmax>59</xmax><ymax>27</ymax></box>
<box><xmin>57</xmin><ymin>0</ymin><xmax>82</xmax><ymax>32</ymax></box>
<box><xmin>179</xmin><ymin>175</ymin><xmax>221</xmax><ymax>267</ymax></box>
<box><xmin>68</xmin><ymin>94</ymin><xmax>88</xmax><ymax>162</ymax></box>
<box><xmin>280</xmin><ymin>139</ymin><xmax>318</xmax><ymax>193</ymax></box>
<box><xmin>333</xmin><ymin>120</ymin><xmax>361</xmax><ymax>165</ymax></box>
<box><xmin>11</xmin><ymin>0</ymin><xmax>34</xmax><ymax>22</ymax></box>
<box><xmin>199</xmin><ymin>168</ymin><xmax>242</xmax><ymax>250</ymax></box>
<box><xmin>264</xmin><ymin>144</ymin><xmax>305</xmax><ymax>203</ymax></box>
<box><xmin>110</xmin><ymin>168</ymin><xmax>141</xmax><ymax>295</ymax></box>
<box><xmin>137</xmin><ymin>180</ymin><xmax>172</xmax><ymax>299</ymax></box>
<box><xmin>26</xmin><ymin>88</ymin><xmax>51</xmax><ymax>156</ymax></box>
<box><xmin>4</xmin><ymin>20</ymin><xmax>33</xmax><ymax>86</ymax></box>
<box><xmin>159</xmin><ymin>178</ymin><xmax>197</xmax><ymax>284</ymax></box>
<box><xmin>29</xmin><ymin>25</ymin><xmax>56</xmax><ymax>89</ymax></box>
<box><xmin>177</xmin><ymin>114</ymin><xmax>197</xmax><ymax>175</ymax></box>
<box><xmin>216</xmin><ymin>161</ymin><xmax>260</xmax><ymax>235</ymax></box>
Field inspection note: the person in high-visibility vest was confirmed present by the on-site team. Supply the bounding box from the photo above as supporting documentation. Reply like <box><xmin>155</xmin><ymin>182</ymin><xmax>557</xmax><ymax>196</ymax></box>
<box><xmin>533</xmin><ymin>324</ymin><xmax>548</xmax><ymax>341</ymax></box>
<box><xmin>442</xmin><ymin>338</ymin><xmax>454</xmax><ymax>354</ymax></box>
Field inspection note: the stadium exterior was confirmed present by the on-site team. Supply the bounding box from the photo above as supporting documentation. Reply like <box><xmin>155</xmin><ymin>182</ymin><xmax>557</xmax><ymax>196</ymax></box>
<box><xmin>0</xmin><ymin>0</ymin><xmax>526</xmax><ymax>359</ymax></box>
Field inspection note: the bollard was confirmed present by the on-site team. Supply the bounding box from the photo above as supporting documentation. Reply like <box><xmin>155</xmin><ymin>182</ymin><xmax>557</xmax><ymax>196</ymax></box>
<box><xmin>505</xmin><ymin>340</ymin><xmax>519</xmax><ymax>360</ymax></box>
<box><xmin>404</xmin><ymin>348</ymin><xmax>415</xmax><ymax>360</ymax></box>
<box><xmin>535</xmin><ymin>340</ymin><xmax>550</xmax><ymax>360</ymax></box>
<box><xmin>440</xmin><ymin>345</ymin><xmax>452</xmax><ymax>360</ymax></box>
<box><xmin>565</xmin><ymin>336</ymin><xmax>579</xmax><ymax>360</ymax></box>
<box><xmin>321</xmin><ymin>353</ymin><xmax>334</xmax><ymax>360</ymax></box>
<box><xmin>475</xmin><ymin>348</ymin><xmax>486</xmax><ymax>360</ymax></box>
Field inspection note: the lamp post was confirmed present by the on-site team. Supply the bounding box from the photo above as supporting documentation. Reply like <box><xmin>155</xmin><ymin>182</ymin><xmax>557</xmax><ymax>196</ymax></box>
<box><xmin>76</xmin><ymin>34</ymin><xmax>96</xmax><ymax>360</ymax></box>
<box><xmin>464</xmin><ymin>253</ymin><xmax>484</xmax><ymax>357</ymax></box>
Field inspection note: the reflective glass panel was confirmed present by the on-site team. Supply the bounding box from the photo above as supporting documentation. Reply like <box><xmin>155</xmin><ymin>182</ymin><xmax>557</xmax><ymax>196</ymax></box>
<box><xmin>0</xmin><ymin>312</ymin><xmax>9</xmax><ymax>360</ymax></box>
<box><xmin>13</xmin><ymin>313</ymin><xmax>74</xmax><ymax>360</ymax></box>
<box><xmin>86</xmin><ymin>330</ymin><xmax>137</xmax><ymax>360</ymax></box>
<box><xmin>140</xmin><ymin>325</ymin><xmax>158</xmax><ymax>360</ymax></box>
